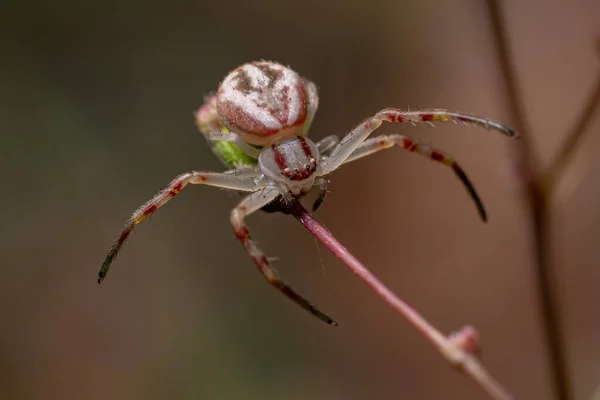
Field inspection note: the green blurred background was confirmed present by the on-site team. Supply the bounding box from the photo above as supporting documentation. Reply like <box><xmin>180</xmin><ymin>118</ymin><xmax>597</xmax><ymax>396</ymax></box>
<box><xmin>1</xmin><ymin>0</ymin><xmax>599</xmax><ymax>399</ymax></box>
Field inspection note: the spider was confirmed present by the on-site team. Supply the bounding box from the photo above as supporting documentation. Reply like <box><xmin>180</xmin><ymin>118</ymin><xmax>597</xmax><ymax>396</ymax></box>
<box><xmin>98</xmin><ymin>60</ymin><xmax>517</xmax><ymax>325</ymax></box>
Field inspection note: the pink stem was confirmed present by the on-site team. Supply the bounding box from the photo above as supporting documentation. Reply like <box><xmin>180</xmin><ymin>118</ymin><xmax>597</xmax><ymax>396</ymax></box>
<box><xmin>288</xmin><ymin>199</ymin><xmax>513</xmax><ymax>400</ymax></box>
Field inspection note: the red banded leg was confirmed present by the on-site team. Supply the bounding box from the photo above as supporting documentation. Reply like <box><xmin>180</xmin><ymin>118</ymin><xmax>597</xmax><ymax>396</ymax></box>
<box><xmin>344</xmin><ymin>134</ymin><xmax>487</xmax><ymax>221</ymax></box>
<box><xmin>312</xmin><ymin>178</ymin><xmax>329</xmax><ymax>212</ymax></box>
<box><xmin>98</xmin><ymin>171</ymin><xmax>265</xmax><ymax>283</ymax></box>
<box><xmin>231</xmin><ymin>185</ymin><xmax>337</xmax><ymax>326</ymax></box>
<box><xmin>321</xmin><ymin>108</ymin><xmax>517</xmax><ymax>175</ymax></box>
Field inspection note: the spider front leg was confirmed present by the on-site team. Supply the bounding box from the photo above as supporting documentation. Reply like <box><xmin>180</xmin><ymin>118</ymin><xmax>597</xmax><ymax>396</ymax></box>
<box><xmin>224</xmin><ymin>166</ymin><xmax>262</xmax><ymax>177</ymax></box>
<box><xmin>312</xmin><ymin>178</ymin><xmax>329</xmax><ymax>212</ymax></box>
<box><xmin>343</xmin><ymin>135</ymin><xmax>487</xmax><ymax>221</ymax></box>
<box><xmin>320</xmin><ymin>108</ymin><xmax>517</xmax><ymax>175</ymax></box>
<box><xmin>231</xmin><ymin>185</ymin><xmax>337</xmax><ymax>326</ymax></box>
<box><xmin>98</xmin><ymin>171</ymin><xmax>266</xmax><ymax>283</ymax></box>
<box><xmin>316</xmin><ymin>135</ymin><xmax>340</xmax><ymax>156</ymax></box>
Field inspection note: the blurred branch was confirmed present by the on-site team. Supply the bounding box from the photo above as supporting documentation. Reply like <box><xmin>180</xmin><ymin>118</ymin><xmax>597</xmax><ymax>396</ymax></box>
<box><xmin>543</xmin><ymin>70</ymin><xmax>600</xmax><ymax>193</ymax></box>
<box><xmin>289</xmin><ymin>199</ymin><xmax>514</xmax><ymax>400</ymax></box>
<box><xmin>485</xmin><ymin>0</ymin><xmax>534</xmax><ymax>148</ymax></box>
<box><xmin>485</xmin><ymin>2</ymin><xmax>589</xmax><ymax>400</ymax></box>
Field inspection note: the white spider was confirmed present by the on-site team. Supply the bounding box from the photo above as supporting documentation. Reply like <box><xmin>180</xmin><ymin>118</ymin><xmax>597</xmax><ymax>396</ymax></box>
<box><xmin>99</xmin><ymin>61</ymin><xmax>517</xmax><ymax>325</ymax></box>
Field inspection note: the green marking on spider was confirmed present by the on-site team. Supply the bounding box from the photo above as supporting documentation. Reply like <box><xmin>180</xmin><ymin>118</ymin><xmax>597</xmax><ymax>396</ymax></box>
<box><xmin>211</xmin><ymin>140</ymin><xmax>258</xmax><ymax>169</ymax></box>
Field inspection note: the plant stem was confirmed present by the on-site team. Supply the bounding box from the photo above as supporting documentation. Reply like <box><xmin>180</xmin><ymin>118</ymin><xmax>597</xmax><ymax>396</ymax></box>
<box><xmin>486</xmin><ymin>2</ymin><xmax>573</xmax><ymax>399</ymax></box>
<box><xmin>289</xmin><ymin>199</ymin><xmax>513</xmax><ymax>400</ymax></box>
<box><xmin>543</xmin><ymin>71</ymin><xmax>600</xmax><ymax>193</ymax></box>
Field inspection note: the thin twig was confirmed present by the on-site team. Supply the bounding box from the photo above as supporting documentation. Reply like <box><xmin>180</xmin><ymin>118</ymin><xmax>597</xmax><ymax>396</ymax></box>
<box><xmin>486</xmin><ymin>1</ymin><xmax>573</xmax><ymax>400</ymax></box>
<box><xmin>289</xmin><ymin>199</ymin><xmax>513</xmax><ymax>400</ymax></box>
<box><xmin>485</xmin><ymin>0</ymin><xmax>534</xmax><ymax>142</ymax></box>
<box><xmin>543</xmin><ymin>70</ymin><xmax>600</xmax><ymax>193</ymax></box>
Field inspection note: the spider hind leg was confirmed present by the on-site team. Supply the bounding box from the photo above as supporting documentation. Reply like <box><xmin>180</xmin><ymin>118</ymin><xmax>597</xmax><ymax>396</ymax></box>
<box><xmin>232</xmin><ymin>186</ymin><xmax>337</xmax><ymax>325</ymax></box>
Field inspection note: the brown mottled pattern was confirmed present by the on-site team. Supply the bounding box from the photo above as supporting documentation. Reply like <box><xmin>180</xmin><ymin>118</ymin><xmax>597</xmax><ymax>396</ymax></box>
<box><xmin>217</xmin><ymin>100</ymin><xmax>280</xmax><ymax>137</ymax></box>
<box><xmin>276</xmin><ymin>85</ymin><xmax>291</xmax><ymax>126</ymax></box>
<box><xmin>233</xmin><ymin>68</ymin><xmax>254</xmax><ymax>94</ymax></box>
<box><xmin>216</xmin><ymin>61</ymin><xmax>308</xmax><ymax>140</ymax></box>
<box><xmin>255</xmin><ymin>62</ymin><xmax>284</xmax><ymax>89</ymax></box>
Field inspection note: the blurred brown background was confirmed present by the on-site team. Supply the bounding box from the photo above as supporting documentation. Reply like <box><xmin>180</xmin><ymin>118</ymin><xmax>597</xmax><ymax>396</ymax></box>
<box><xmin>1</xmin><ymin>0</ymin><xmax>599</xmax><ymax>399</ymax></box>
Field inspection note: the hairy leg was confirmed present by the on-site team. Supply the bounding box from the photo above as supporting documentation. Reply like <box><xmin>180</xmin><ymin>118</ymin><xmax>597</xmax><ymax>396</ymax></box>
<box><xmin>99</xmin><ymin>171</ymin><xmax>266</xmax><ymax>282</ymax></box>
<box><xmin>312</xmin><ymin>178</ymin><xmax>329</xmax><ymax>212</ymax></box>
<box><xmin>316</xmin><ymin>135</ymin><xmax>340</xmax><ymax>156</ymax></box>
<box><xmin>344</xmin><ymin>134</ymin><xmax>487</xmax><ymax>221</ymax></box>
<box><xmin>231</xmin><ymin>185</ymin><xmax>337</xmax><ymax>325</ymax></box>
<box><xmin>320</xmin><ymin>108</ymin><xmax>517</xmax><ymax>175</ymax></box>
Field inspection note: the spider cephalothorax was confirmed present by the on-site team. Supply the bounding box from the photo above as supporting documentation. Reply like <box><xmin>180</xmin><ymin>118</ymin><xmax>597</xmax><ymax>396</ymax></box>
<box><xmin>259</xmin><ymin>136</ymin><xmax>319</xmax><ymax>190</ymax></box>
<box><xmin>99</xmin><ymin>60</ymin><xmax>517</xmax><ymax>325</ymax></box>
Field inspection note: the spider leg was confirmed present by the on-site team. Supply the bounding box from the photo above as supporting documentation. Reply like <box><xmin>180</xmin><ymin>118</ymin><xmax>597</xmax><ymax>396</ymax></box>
<box><xmin>320</xmin><ymin>108</ymin><xmax>517</xmax><ymax>175</ymax></box>
<box><xmin>312</xmin><ymin>178</ymin><xmax>329</xmax><ymax>212</ymax></box>
<box><xmin>316</xmin><ymin>135</ymin><xmax>340</xmax><ymax>156</ymax></box>
<box><xmin>231</xmin><ymin>185</ymin><xmax>337</xmax><ymax>326</ymax></box>
<box><xmin>224</xmin><ymin>166</ymin><xmax>261</xmax><ymax>177</ymax></box>
<box><xmin>344</xmin><ymin>135</ymin><xmax>487</xmax><ymax>221</ymax></box>
<box><xmin>98</xmin><ymin>171</ymin><xmax>266</xmax><ymax>283</ymax></box>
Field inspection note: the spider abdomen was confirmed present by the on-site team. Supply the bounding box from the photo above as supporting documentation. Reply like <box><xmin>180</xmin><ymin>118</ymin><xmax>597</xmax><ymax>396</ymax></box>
<box><xmin>216</xmin><ymin>61</ymin><xmax>309</xmax><ymax>146</ymax></box>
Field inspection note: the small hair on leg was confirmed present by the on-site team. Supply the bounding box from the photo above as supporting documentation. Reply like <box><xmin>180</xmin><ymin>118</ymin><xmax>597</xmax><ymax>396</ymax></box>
<box><xmin>312</xmin><ymin>178</ymin><xmax>329</xmax><ymax>212</ymax></box>
<box><xmin>342</xmin><ymin>134</ymin><xmax>487</xmax><ymax>221</ymax></box>
<box><xmin>231</xmin><ymin>186</ymin><xmax>338</xmax><ymax>325</ymax></box>
<box><xmin>98</xmin><ymin>170</ymin><xmax>266</xmax><ymax>283</ymax></box>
